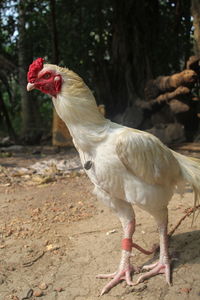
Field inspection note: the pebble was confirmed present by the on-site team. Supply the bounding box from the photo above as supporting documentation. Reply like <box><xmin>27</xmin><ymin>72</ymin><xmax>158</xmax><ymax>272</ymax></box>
<box><xmin>46</xmin><ymin>244</ymin><xmax>60</xmax><ymax>251</ymax></box>
<box><xmin>54</xmin><ymin>287</ymin><xmax>64</xmax><ymax>292</ymax></box>
<box><xmin>38</xmin><ymin>282</ymin><xmax>48</xmax><ymax>290</ymax></box>
<box><xmin>11</xmin><ymin>296</ymin><xmax>19</xmax><ymax>300</ymax></box>
<box><xmin>0</xmin><ymin>278</ymin><xmax>4</xmax><ymax>285</ymax></box>
<box><xmin>180</xmin><ymin>287</ymin><xmax>191</xmax><ymax>294</ymax></box>
<box><xmin>106</xmin><ymin>229</ymin><xmax>117</xmax><ymax>235</ymax></box>
<box><xmin>33</xmin><ymin>289</ymin><xmax>43</xmax><ymax>297</ymax></box>
<box><xmin>7</xmin><ymin>266</ymin><xmax>16</xmax><ymax>271</ymax></box>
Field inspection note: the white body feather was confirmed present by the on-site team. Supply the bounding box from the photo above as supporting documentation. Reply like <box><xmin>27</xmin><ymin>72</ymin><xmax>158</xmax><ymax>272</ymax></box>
<box><xmin>46</xmin><ymin>64</ymin><xmax>200</xmax><ymax>224</ymax></box>
<box><xmin>53</xmin><ymin>95</ymin><xmax>176</xmax><ymax>222</ymax></box>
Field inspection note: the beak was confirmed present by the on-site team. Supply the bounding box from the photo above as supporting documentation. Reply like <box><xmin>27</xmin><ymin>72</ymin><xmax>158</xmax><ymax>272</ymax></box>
<box><xmin>27</xmin><ymin>82</ymin><xmax>35</xmax><ymax>91</ymax></box>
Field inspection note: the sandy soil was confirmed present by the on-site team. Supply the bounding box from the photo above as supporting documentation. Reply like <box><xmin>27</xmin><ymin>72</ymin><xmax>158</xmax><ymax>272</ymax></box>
<box><xmin>0</xmin><ymin>147</ymin><xmax>200</xmax><ymax>300</ymax></box>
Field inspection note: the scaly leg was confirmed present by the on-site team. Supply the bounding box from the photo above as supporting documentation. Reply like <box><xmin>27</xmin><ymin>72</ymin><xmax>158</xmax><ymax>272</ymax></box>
<box><xmin>97</xmin><ymin>219</ymin><xmax>136</xmax><ymax>295</ymax></box>
<box><xmin>135</xmin><ymin>216</ymin><xmax>171</xmax><ymax>285</ymax></box>
<box><xmin>97</xmin><ymin>216</ymin><xmax>155</xmax><ymax>295</ymax></box>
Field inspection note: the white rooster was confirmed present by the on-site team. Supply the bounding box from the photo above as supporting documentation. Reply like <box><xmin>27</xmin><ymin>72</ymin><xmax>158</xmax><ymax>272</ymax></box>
<box><xmin>27</xmin><ymin>58</ymin><xmax>200</xmax><ymax>295</ymax></box>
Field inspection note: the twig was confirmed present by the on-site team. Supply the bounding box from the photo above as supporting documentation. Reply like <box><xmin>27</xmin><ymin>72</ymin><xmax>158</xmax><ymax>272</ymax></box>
<box><xmin>23</xmin><ymin>251</ymin><xmax>45</xmax><ymax>267</ymax></box>
<box><xmin>21</xmin><ymin>289</ymin><xmax>33</xmax><ymax>300</ymax></box>
<box><xmin>168</xmin><ymin>204</ymin><xmax>200</xmax><ymax>237</ymax></box>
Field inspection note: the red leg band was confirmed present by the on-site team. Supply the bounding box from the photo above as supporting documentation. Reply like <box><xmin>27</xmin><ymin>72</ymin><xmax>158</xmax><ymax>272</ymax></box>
<box><xmin>122</xmin><ymin>239</ymin><xmax>156</xmax><ymax>254</ymax></box>
<box><xmin>121</xmin><ymin>238</ymin><xmax>133</xmax><ymax>251</ymax></box>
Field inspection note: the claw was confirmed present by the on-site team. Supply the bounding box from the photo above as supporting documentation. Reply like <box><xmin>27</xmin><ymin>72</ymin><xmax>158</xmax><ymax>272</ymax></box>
<box><xmin>100</xmin><ymin>271</ymin><xmax>124</xmax><ymax>296</ymax></box>
<box><xmin>99</xmin><ymin>267</ymin><xmax>135</xmax><ymax>296</ymax></box>
<box><xmin>134</xmin><ymin>261</ymin><xmax>171</xmax><ymax>286</ymax></box>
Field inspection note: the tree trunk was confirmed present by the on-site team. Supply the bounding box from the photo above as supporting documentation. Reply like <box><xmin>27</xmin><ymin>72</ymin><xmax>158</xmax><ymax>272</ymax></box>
<box><xmin>49</xmin><ymin>0</ymin><xmax>73</xmax><ymax>147</ymax></box>
<box><xmin>191</xmin><ymin>0</ymin><xmax>200</xmax><ymax>56</ymax></box>
<box><xmin>49</xmin><ymin>0</ymin><xmax>59</xmax><ymax>64</ymax></box>
<box><xmin>0</xmin><ymin>90</ymin><xmax>17</xmax><ymax>141</ymax></box>
<box><xmin>18</xmin><ymin>0</ymin><xmax>40</xmax><ymax>143</ymax></box>
<box><xmin>18</xmin><ymin>1</ymin><xmax>30</xmax><ymax>135</ymax></box>
<box><xmin>109</xmin><ymin>0</ymin><xmax>159</xmax><ymax>116</ymax></box>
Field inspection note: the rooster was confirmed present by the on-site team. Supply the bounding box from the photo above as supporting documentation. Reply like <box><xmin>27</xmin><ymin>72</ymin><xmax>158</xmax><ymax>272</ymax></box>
<box><xmin>27</xmin><ymin>58</ymin><xmax>200</xmax><ymax>295</ymax></box>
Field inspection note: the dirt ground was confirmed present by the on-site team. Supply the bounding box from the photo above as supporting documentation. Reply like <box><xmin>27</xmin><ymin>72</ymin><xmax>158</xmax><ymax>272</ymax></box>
<box><xmin>0</xmin><ymin>147</ymin><xmax>200</xmax><ymax>300</ymax></box>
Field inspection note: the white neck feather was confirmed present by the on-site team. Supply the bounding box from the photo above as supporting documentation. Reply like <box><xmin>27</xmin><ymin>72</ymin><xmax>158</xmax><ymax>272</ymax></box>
<box><xmin>53</xmin><ymin>93</ymin><xmax>110</xmax><ymax>152</ymax></box>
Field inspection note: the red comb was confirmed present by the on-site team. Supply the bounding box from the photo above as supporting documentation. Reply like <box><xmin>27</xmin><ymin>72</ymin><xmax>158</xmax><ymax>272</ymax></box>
<box><xmin>27</xmin><ymin>58</ymin><xmax>44</xmax><ymax>83</ymax></box>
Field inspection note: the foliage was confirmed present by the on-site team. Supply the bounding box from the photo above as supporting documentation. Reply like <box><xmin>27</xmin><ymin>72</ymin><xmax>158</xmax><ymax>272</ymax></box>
<box><xmin>0</xmin><ymin>0</ymin><xmax>195</xmax><ymax>142</ymax></box>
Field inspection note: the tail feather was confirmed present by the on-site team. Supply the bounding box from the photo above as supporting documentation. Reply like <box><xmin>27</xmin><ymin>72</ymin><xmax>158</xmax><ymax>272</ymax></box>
<box><xmin>172</xmin><ymin>151</ymin><xmax>200</xmax><ymax>224</ymax></box>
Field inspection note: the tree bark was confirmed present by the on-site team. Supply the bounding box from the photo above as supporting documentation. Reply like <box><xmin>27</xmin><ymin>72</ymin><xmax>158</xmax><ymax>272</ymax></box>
<box><xmin>108</xmin><ymin>0</ymin><xmax>159</xmax><ymax>115</ymax></box>
<box><xmin>169</xmin><ymin>99</ymin><xmax>190</xmax><ymax>114</ymax></box>
<box><xmin>191</xmin><ymin>0</ymin><xmax>200</xmax><ymax>56</ymax></box>
<box><xmin>18</xmin><ymin>0</ymin><xmax>38</xmax><ymax>142</ymax></box>
<box><xmin>140</xmin><ymin>56</ymin><xmax>200</xmax><ymax>142</ymax></box>
<box><xmin>144</xmin><ymin>70</ymin><xmax>197</xmax><ymax>100</ymax></box>
<box><xmin>0</xmin><ymin>90</ymin><xmax>17</xmax><ymax>141</ymax></box>
<box><xmin>137</xmin><ymin>86</ymin><xmax>190</xmax><ymax>109</ymax></box>
<box><xmin>49</xmin><ymin>0</ymin><xmax>59</xmax><ymax>64</ymax></box>
<box><xmin>49</xmin><ymin>0</ymin><xmax>73</xmax><ymax>147</ymax></box>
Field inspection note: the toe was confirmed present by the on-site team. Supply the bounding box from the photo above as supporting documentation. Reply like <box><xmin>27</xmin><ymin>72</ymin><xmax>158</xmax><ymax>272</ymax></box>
<box><xmin>100</xmin><ymin>272</ymin><xmax>124</xmax><ymax>296</ymax></box>
<box><xmin>96</xmin><ymin>272</ymin><xmax>116</xmax><ymax>279</ymax></box>
<box><xmin>142</xmin><ymin>261</ymin><xmax>159</xmax><ymax>270</ymax></box>
<box><xmin>134</xmin><ymin>262</ymin><xmax>171</xmax><ymax>285</ymax></box>
<box><xmin>125</xmin><ymin>270</ymin><xmax>134</xmax><ymax>285</ymax></box>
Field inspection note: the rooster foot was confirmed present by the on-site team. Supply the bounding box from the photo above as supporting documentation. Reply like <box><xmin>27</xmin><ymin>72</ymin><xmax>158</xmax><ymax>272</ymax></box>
<box><xmin>96</xmin><ymin>265</ymin><xmax>140</xmax><ymax>296</ymax></box>
<box><xmin>134</xmin><ymin>261</ymin><xmax>171</xmax><ymax>285</ymax></box>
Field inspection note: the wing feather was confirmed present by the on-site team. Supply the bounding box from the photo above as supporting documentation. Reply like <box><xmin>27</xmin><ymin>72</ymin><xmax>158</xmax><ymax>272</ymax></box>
<box><xmin>116</xmin><ymin>129</ymin><xmax>180</xmax><ymax>185</ymax></box>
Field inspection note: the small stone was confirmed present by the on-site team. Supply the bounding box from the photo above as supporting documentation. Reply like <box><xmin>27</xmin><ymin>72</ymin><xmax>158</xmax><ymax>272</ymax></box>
<box><xmin>106</xmin><ymin>229</ymin><xmax>117</xmax><ymax>235</ymax></box>
<box><xmin>180</xmin><ymin>287</ymin><xmax>191</xmax><ymax>294</ymax></box>
<box><xmin>54</xmin><ymin>287</ymin><xmax>64</xmax><ymax>292</ymax></box>
<box><xmin>44</xmin><ymin>240</ymin><xmax>49</xmax><ymax>246</ymax></box>
<box><xmin>7</xmin><ymin>266</ymin><xmax>16</xmax><ymax>271</ymax></box>
<box><xmin>33</xmin><ymin>289</ymin><xmax>43</xmax><ymax>297</ymax></box>
<box><xmin>11</xmin><ymin>296</ymin><xmax>19</xmax><ymax>300</ymax></box>
<box><xmin>6</xmin><ymin>230</ymin><xmax>13</xmax><ymax>237</ymax></box>
<box><xmin>46</xmin><ymin>244</ymin><xmax>60</xmax><ymax>251</ymax></box>
<box><xmin>38</xmin><ymin>282</ymin><xmax>48</xmax><ymax>290</ymax></box>
<box><xmin>32</xmin><ymin>208</ymin><xmax>41</xmax><ymax>215</ymax></box>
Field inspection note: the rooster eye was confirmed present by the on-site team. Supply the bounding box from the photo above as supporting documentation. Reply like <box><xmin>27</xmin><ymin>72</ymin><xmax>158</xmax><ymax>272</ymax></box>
<box><xmin>43</xmin><ymin>73</ymin><xmax>51</xmax><ymax>79</ymax></box>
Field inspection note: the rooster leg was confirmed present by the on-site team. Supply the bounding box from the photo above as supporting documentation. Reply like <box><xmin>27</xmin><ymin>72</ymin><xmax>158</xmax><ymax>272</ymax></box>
<box><xmin>96</xmin><ymin>199</ymin><xmax>135</xmax><ymax>295</ymax></box>
<box><xmin>135</xmin><ymin>217</ymin><xmax>170</xmax><ymax>285</ymax></box>
<box><xmin>97</xmin><ymin>219</ymin><xmax>136</xmax><ymax>295</ymax></box>
<box><xmin>96</xmin><ymin>199</ymin><xmax>154</xmax><ymax>295</ymax></box>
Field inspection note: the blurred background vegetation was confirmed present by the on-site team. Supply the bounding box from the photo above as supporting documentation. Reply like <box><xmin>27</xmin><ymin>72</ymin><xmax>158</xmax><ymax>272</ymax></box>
<box><xmin>0</xmin><ymin>0</ymin><xmax>200</xmax><ymax>145</ymax></box>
